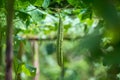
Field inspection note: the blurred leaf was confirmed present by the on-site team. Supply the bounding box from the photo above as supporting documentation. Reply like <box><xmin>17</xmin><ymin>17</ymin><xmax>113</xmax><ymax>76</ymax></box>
<box><xmin>0</xmin><ymin>0</ymin><xmax>4</xmax><ymax>8</ymax></box>
<box><xmin>0</xmin><ymin>72</ymin><xmax>4</xmax><ymax>77</ymax></box>
<box><xmin>103</xmin><ymin>46</ymin><xmax>120</xmax><ymax>65</ymax></box>
<box><xmin>92</xmin><ymin>0</ymin><xmax>119</xmax><ymax>27</ymax></box>
<box><xmin>56</xmin><ymin>0</ymin><xmax>62</xmax><ymax>3</ymax></box>
<box><xmin>81</xmin><ymin>8</ymin><xmax>92</xmax><ymax>20</ymax></box>
<box><xmin>79</xmin><ymin>34</ymin><xmax>101</xmax><ymax>50</ymax></box>
<box><xmin>78</xmin><ymin>29</ymin><xmax>103</xmax><ymax>60</ymax></box>
<box><xmin>34</xmin><ymin>0</ymin><xmax>44</xmax><ymax>7</ymax></box>
<box><xmin>15</xmin><ymin>0</ymin><xmax>30</xmax><ymax>9</ymax></box>
<box><xmin>19</xmin><ymin>0</ymin><xmax>36</xmax><ymax>4</ymax></box>
<box><xmin>29</xmin><ymin>9</ymin><xmax>45</xmax><ymax>22</ymax></box>
<box><xmin>104</xmin><ymin>29</ymin><xmax>120</xmax><ymax>45</ymax></box>
<box><xmin>16</xmin><ymin>10</ymin><xmax>31</xmax><ymax>22</ymax></box>
<box><xmin>46</xmin><ymin>43</ymin><xmax>56</xmax><ymax>55</ymax></box>
<box><xmin>29</xmin><ymin>0</ymin><xmax>37</xmax><ymax>4</ymax></box>
<box><xmin>82</xmin><ymin>0</ymin><xmax>92</xmax><ymax>4</ymax></box>
<box><xmin>13</xmin><ymin>58</ymin><xmax>23</xmax><ymax>74</ymax></box>
<box><xmin>22</xmin><ymin>64</ymin><xmax>36</xmax><ymax>76</ymax></box>
<box><xmin>13</xmin><ymin>58</ymin><xmax>36</xmax><ymax>76</ymax></box>
<box><xmin>67</xmin><ymin>0</ymin><xmax>82</xmax><ymax>7</ymax></box>
<box><xmin>42</xmin><ymin>0</ymin><xmax>50</xmax><ymax>8</ymax></box>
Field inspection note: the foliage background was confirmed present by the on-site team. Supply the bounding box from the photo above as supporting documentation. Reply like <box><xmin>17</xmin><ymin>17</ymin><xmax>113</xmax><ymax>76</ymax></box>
<box><xmin>0</xmin><ymin>0</ymin><xmax>120</xmax><ymax>80</ymax></box>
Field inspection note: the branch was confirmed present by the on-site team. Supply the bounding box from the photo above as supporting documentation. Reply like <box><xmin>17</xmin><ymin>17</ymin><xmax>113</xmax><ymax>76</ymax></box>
<box><xmin>19</xmin><ymin>36</ymin><xmax>81</xmax><ymax>41</ymax></box>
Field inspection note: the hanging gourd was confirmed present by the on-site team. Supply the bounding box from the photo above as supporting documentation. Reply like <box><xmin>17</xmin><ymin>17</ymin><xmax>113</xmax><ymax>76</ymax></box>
<box><xmin>56</xmin><ymin>10</ymin><xmax>64</xmax><ymax>67</ymax></box>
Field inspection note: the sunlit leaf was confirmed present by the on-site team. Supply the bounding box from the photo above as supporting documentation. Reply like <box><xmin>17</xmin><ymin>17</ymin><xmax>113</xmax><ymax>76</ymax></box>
<box><xmin>34</xmin><ymin>0</ymin><xmax>44</xmax><ymax>7</ymax></box>
<box><xmin>13</xmin><ymin>58</ymin><xmax>36</xmax><ymax>76</ymax></box>
<box><xmin>22</xmin><ymin>64</ymin><xmax>36</xmax><ymax>76</ymax></box>
<box><xmin>13</xmin><ymin>58</ymin><xmax>23</xmax><ymax>74</ymax></box>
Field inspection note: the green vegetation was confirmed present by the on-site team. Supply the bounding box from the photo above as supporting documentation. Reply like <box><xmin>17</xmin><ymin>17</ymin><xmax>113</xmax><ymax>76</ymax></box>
<box><xmin>0</xmin><ymin>0</ymin><xmax>120</xmax><ymax>80</ymax></box>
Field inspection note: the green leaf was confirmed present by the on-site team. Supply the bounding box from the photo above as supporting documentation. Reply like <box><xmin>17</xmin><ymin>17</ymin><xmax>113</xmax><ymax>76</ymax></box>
<box><xmin>19</xmin><ymin>0</ymin><xmax>36</xmax><ymax>4</ymax></box>
<box><xmin>13</xmin><ymin>58</ymin><xmax>23</xmax><ymax>74</ymax></box>
<box><xmin>15</xmin><ymin>0</ymin><xmax>30</xmax><ymax>9</ymax></box>
<box><xmin>29</xmin><ymin>10</ymin><xmax>45</xmax><ymax>22</ymax></box>
<box><xmin>67</xmin><ymin>0</ymin><xmax>83</xmax><ymax>7</ymax></box>
<box><xmin>34</xmin><ymin>0</ymin><xmax>44</xmax><ymax>7</ymax></box>
<box><xmin>56</xmin><ymin>0</ymin><xmax>61</xmax><ymax>3</ymax></box>
<box><xmin>42</xmin><ymin>0</ymin><xmax>50</xmax><ymax>8</ymax></box>
<box><xmin>29</xmin><ymin>0</ymin><xmax>37</xmax><ymax>4</ymax></box>
<box><xmin>81</xmin><ymin>8</ymin><xmax>92</xmax><ymax>20</ymax></box>
<box><xmin>22</xmin><ymin>64</ymin><xmax>36</xmax><ymax>76</ymax></box>
<box><xmin>92</xmin><ymin>0</ymin><xmax>119</xmax><ymax>27</ymax></box>
<box><xmin>26</xmin><ymin>5</ymin><xmax>46</xmax><ymax>23</ymax></box>
<box><xmin>82</xmin><ymin>0</ymin><xmax>92</xmax><ymax>4</ymax></box>
<box><xmin>79</xmin><ymin>34</ymin><xmax>101</xmax><ymax>50</ymax></box>
<box><xmin>0</xmin><ymin>0</ymin><xmax>4</xmax><ymax>8</ymax></box>
<box><xmin>0</xmin><ymin>72</ymin><xmax>4</xmax><ymax>77</ymax></box>
<box><xmin>13</xmin><ymin>58</ymin><xmax>36</xmax><ymax>76</ymax></box>
<box><xmin>103</xmin><ymin>48</ymin><xmax>120</xmax><ymax>65</ymax></box>
<box><xmin>16</xmin><ymin>10</ymin><xmax>31</xmax><ymax>21</ymax></box>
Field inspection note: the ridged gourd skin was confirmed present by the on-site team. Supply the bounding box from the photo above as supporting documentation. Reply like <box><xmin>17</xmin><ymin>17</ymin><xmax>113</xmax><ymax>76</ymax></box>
<box><xmin>57</xmin><ymin>12</ymin><xmax>64</xmax><ymax>67</ymax></box>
